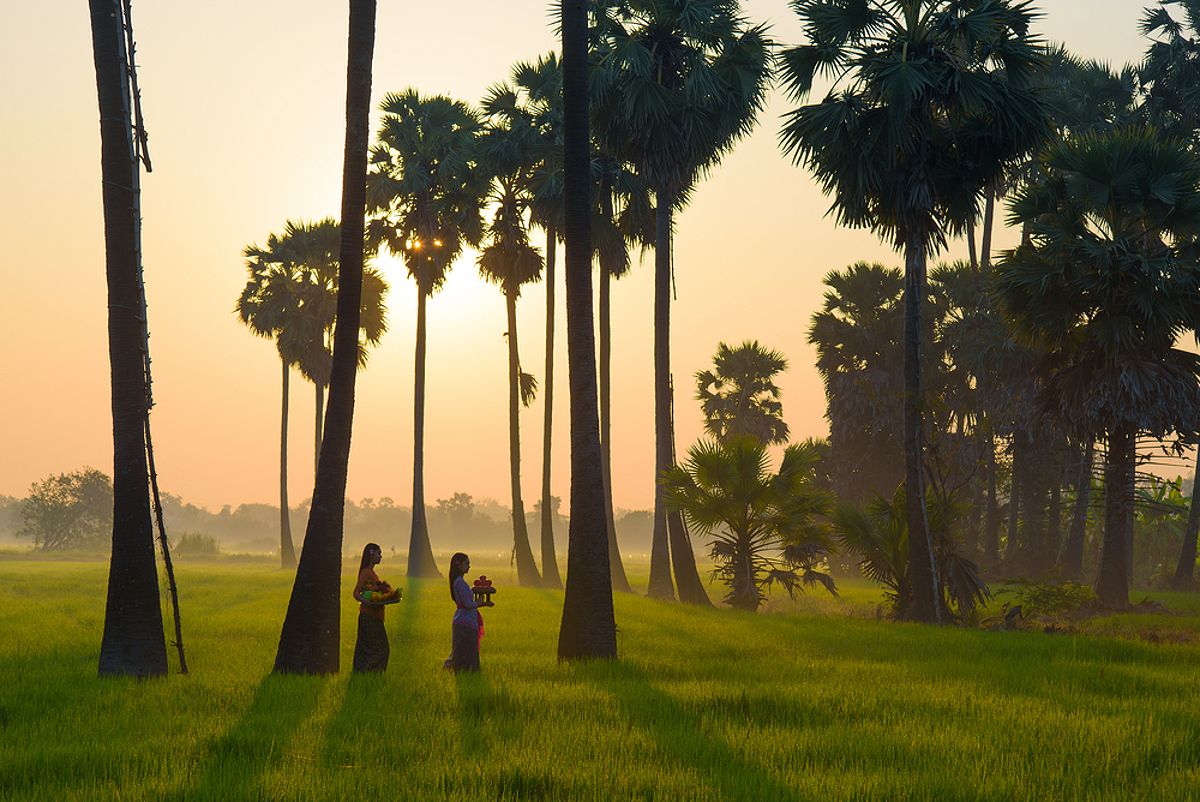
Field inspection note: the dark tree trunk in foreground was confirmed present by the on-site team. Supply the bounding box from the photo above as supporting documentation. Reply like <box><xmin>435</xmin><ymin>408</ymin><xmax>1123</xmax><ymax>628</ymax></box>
<box><xmin>273</xmin><ymin>0</ymin><xmax>376</xmax><ymax>674</ymax></box>
<box><xmin>407</xmin><ymin>291</ymin><xmax>440</xmax><ymax>577</ymax></box>
<box><xmin>280</xmin><ymin>357</ymin><xmax>296</xmax><ymax>568</ymax></box>
<box><xmin>979</xmin><ymin>188</ymin><xmax>996</xmax><ymax>270</ymax></box>
<box><xmin>647</xmin><ymin>190</ymin><xmax>676</xmax><ymax>601</ymax></box>
<box><xmin>1173</xmin><ymin>461</ymin><xmax>1200</xmax><ymax>590</ymax></box>
<box><xmin>902</xmin><ymin>236</ymin><xmax>940</xmax><ymax>623</ymax></box>
<box><xmin>667</xmin><ymin>381</ymin><xmax>711</xmax><ymax>606</ymax></box>
<box><xmin>1046</xmin><ymin>454</ymin><xmax>1063</xmax><ymax>569</ymax></box>
<box><xmin>598</xmin><ymin>238</ymin><xmax>632</xmax><ymax>594</ymax></box>
<box><xmin>1096</xmin><ymin>425</ymin><xmax>1133</xmax><ymax>608</ymax></box>
<box><xmin>539</xmin><ymin>229</ymin><xmax>563</xmax><ymax>588</ymax></box>
<box><xmin>984</xmin><ymin>431</ymin><xmax>1001</xmax><ymax>561</ymax></box>
<box><xmin>1062</xmin><ymin>438</ymin><xmax>1093</xmax><ymax>578</ymax></box>
<box><xmin>92</xmin><ymin>0</ymin><xmax>167</xmax><ymax>677</ymax></box>
<box><xmin>1005</xmin><ymin>432</ymin><xmax>1025</xmax><ymax>565</ymax></box>
<box><xmin>558</xmin><ymin>0</ymin><xmax>617</xmax><ymax>660</ymax></box>
<box><xmin>506</xmin><ymin>291</ymin><xmax>542</xmax><ymax>587</ymax></box>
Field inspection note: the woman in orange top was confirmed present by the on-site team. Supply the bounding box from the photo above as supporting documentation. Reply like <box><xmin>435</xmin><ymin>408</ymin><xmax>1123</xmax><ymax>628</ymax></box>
<box><xmin>352</xmin><ymin>542</ymin><xmax>392</xmax><ymax>672</ymax></box>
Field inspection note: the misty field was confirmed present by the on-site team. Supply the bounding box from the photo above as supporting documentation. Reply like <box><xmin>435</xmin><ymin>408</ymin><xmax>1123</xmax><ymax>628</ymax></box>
<box><xmin>2</xmin><ymin>560</ymin><xmax>1199</xmax><ymax>801</ymax></box>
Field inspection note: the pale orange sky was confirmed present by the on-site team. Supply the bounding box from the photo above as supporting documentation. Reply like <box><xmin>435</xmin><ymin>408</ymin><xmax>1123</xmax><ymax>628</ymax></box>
<box><xmin>0</xmin><ymin>1</ymin><xmax>1150</xmax><ymax>512</ymax></box>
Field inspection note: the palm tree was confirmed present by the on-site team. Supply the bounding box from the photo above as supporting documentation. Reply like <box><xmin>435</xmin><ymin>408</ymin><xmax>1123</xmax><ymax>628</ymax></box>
<box><xmin>1173</xmin><ymin>457</ymin><xmax>1200</xmax><ymax>589</ymax></box>
<box><xmin>808</xmin><ymin>263</ymin><xmax>905</xmax><ymax>503</ymax></box>
<box><xmin>273</xmin><ymin>0</ymin><xmax>377</xmax><ymax>674</ymax></box>
<box><xmin>238</xmin><ymin>220</ymin><xmax>389</xmax><ymax>568</ymax></box>
<box><xmin>90</xmin><ymin>0</ymin><xmax>167</xmax><ymax>677</ymax></box>
<box><xmin>780</xmin><ymin>0</ymin><xmax>1048</xmax><ymax>622</ymax></box>
<box><xmin>663</xmin><ymin>437</ymin><xmax>836</xmax><ymax>612</ymax></box>
<box><xmin>477</xmin><ymin>105</ymin><xmax>545</xmax><ymax>588</ymax></box>
<box><xmin>557</xmin><ymin>0</ymin><xmax>617</xmax><ymax>661</ymax></box>
<box><xmin>367</xmin><ymin>91</ymin><xmax>489</xmax><ymax>578</ymax></box>
<box><xmin>592</xmin><ymin>0</ymin><xmax>771</xmax><ymax>604</ymax></box>
<box><xmin>1141</xmin><ymin>0</ymin><xmax>1200</xmax><ymax>144</ymax></box>
<box><xmin>696</xmin><ymin>341</ymin><xmax>790</xmax><ymax>445</ymax></box>
<box><xmin>996</xmin><ymin>128</ymin><xmax>1200</xmax><ymax>608</ymax></box>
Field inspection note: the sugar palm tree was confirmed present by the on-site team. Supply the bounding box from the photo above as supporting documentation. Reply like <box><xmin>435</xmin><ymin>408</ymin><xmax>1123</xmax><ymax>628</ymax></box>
<box><xmin>477</xmin><ymin>105</ymin><xmax>545</xmax><ymax>588</ymax></box>
<box><xmin>90</xmin><ymin>0</ymin><xmax>167</xmax><ymax>677</ymax></box>
<box><xmin>273</xmin><ymin>0</ymin><xmax>377</xmax><ymax>674</ymax></box>
<box><xmin>780</xmin><ymin>0</ymin><xmax>1048</xmax><ymax>622</ymax></box>
<box><xmin>367</xmin><ymin>91</ymin><xmax>489</xmax><ymax>578</ymax></box>
<box><xmin>996</xmin><ymin>128</ymin><xmax>1200</xmax><ymax>607</ymax></box>
<box><xmin>808</xmin><ymin>263</ymin><xmax>905</xmax><ymax>503</ymax></box>
<box><xmin>1141</xmin><ymin>0</ymin><xmax>1200</xmax><ymax>144</ymax></box>
<box><xmin>696</xmin><ymin>341</ymin><xmax>790</xmax><ymax>445</ymax></box>
<box><xmin>557</xmin><ymin>0</ymin><xmax>618</xmax><ymax>661</ymax></box>
<box><xmin>592</xmin><ymin>0</ymin><xmax>771</xmax><ymax>604</ymax></box>
<box><xmin>663</xmin><ymin>437</ymin><xmax>836</xmax><ymax>612</ymax></box>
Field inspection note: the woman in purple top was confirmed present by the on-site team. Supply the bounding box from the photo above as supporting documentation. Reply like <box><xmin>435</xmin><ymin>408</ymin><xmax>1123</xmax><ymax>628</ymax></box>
<box><xmin>444</xmin><ymin>552</ymin><xmax>491</xmax><ymax>672</ymax></box>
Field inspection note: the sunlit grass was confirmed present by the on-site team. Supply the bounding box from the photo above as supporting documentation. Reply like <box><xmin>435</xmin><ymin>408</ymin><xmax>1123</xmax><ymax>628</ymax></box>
<box><xmin>1</xmin><ymin>558</ymin><xmax>1198</xmax><ymax>801</ymax></box>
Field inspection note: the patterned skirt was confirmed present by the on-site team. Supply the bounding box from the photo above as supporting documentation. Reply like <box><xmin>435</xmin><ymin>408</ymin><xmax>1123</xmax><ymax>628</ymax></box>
<box><xmin>352</xmin><ymin>613</ymin><xmax>389</xmax><ymax>673</ymax></box>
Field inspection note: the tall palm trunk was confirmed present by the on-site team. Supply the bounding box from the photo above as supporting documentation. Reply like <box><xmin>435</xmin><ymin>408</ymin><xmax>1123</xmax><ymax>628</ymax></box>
<box><xmin>984</xmin><ymin>430</ymin><xmax>1001</xmax><ymax>561</ymax></box>
<box><xmin>647</xmin><ymin>188</ymin><xmax>676</xmax><ymax>600</ymax></box>
<box><xmin>557</xmin><ymin>0</ymin><xmax>617</xmax><ymax>660</ymax></box>
<box><xmin>1061</xmin><ymin>437</ymin><xmax>1093</xmax><ymax>577</ymax></box>
<box><xmin>92</xmin><ymin>0</ymin><xmax>167</xmax><ymax>677</ymax></box>
<box><xmin>668</xmin><ymin>380</ymin><xmax>711</xmax><ymax>605</ymax></box>
<box><xmin>1046</xmin><ymin>455</ymin><xmax>1063</xmax><ymax>568</ymax></box>
<box><xmin>979</xmin><ymin>188</ymin><xmax>996</xmax><ymax>270</ymax></box>
<box><xmin>407</xmin><ymin>291</ymin><xmax>439</xmax><ymax>577</ymax></box>
<box><xmin>902</xmin><ymin>235</ymin><xmax>940</xmax><ymax>623</ymax></box>
<box><xmin>273</xmin><ymin>0</ymin><xmax>376</xmax><ymax>674</ymax></box>
<box><xmin>1005</xmin><ymin>432</ymin><xmax>1025</xmax><ymax>564</ymax></box>
<box><xmin>506</xmin><ymin>290</ymin><xmax>542</xmax><ymax>587</ymax></box>
<box><xmin>539</xmin><ymin>228</ymin><xmax>563</xmax><ymax>588</ymax></box>
<box><xmin>598</xmin><ymin>221</ymin><xmax>632</xmax><ymax>593</ymax></box>
<box><xmin>1096</xmin><ymin>424</ymin><xmax>1133</xmax><ymax>608</ymax></box>
<box><xmin>280</xmin><ymin>357</ymin><xmax>296</xmax><ymax>568</ymax></box>
<box><xmin>1172</xmin><ymin>459</ymin><xmax>1200</xmax><ymax>590</ymax></box>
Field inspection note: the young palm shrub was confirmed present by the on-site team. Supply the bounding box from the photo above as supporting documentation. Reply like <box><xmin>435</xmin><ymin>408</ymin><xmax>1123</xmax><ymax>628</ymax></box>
<box><xmin>833</xmin><ymin>488</ymin><xmax>990</xmax><ymax>621</ymax></box>
<box><xmin>663</xmin><ymin>438</ymin><xmax>836</xmax><ymax>612</ymax></box>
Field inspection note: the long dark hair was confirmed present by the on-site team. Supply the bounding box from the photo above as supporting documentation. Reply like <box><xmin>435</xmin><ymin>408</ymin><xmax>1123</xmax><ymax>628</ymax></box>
<box><xmin>448</xmin><ymin>552</ymin><xmax>469</xmax><ymax>600</ymax></box>
<box><xmin>359</xmin><ymin>543</ymin><xmax>381</xmax><ymax>576</ymax></box>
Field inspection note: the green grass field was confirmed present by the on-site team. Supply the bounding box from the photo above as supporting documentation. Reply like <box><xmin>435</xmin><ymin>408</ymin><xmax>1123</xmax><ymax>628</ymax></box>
<box><xmin>1</xmin><ymin>557</ymin><xmax>1199</xmax><ymax>801</ymax></box>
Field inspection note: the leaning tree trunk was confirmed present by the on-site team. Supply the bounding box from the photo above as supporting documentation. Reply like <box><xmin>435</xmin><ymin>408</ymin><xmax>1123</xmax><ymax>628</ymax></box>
<box><xmin>557</xmin><ymin>0</ymin><xmax>617</xmax><ymax>660</ymax></box>
<box><xmin>407</xmin><ymin>291</ymin><xmax>440</xmax><ymax>577</ymax></box>
<box><xmin>647</xmin><ymin>188</ymin><xmax>677</xmax><ymax>601</ymax></box>
<box><xmin>273</xmin><ymin>0</ymin><xmax>376</xmax><ymax>674</ymax></box>
<box><xmin>506</xmin><ymin>290</ymin><xmax>542</xmax><ymax>587</ymax></box>
<box><xmin>1061</xmin><ymin>437</ymin><xmax>1093</xmax><ymax>578</ymax></box>
<box><xmin>92</xmin><ymin>0</ymin><xmax>167</xmax><ymax>678</ymax></box>
<box><xmin>979</xmin><ymin>187</ymin><xmax>996</xmax><ymax>270</ymax></box>
<box><xmin>598</xmin><ymin>228</ymin><xmax>632</xmax><ymax>594</ymax></box>
<box><xmin>1096</xmin><ymin>424</ymin><xmax>1133</xmax><ymax>608</ymax></box>
<box><xmin>280</xmin><ymin>356</ymin><xmax>296</xmax><ymax>568</ymax></box>
<box><xmin>902</xmin><ymin>234</ymin><xmax>940</xmax><ymax>623</ymax></box>
<box><xmin>1172</xmin><ymin>459</ymin><xmax>1200</xmax><ymax>590</ymax></box>
<box><xmin>539</xmin><ymin>228</ymin><xmax>563</xmax><ymax>588</ymax></box>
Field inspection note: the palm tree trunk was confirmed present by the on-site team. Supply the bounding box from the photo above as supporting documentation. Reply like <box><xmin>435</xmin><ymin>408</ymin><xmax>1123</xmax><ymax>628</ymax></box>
<box><xmin>984</xmin><ymin>430</ymin><xmax>1001</xmax><ymax>561</ymax></box>
<box><xmin>648</xmin><ymin>188</ymin><xmax>677</xmax><ymax>600</ymax></box>
<box><xmin>668</xmin><ymin>379</ymin><xmax>711</xmax><ymax>606</ymax></box>
<box><xmin>1046</xmin><ymin>453</ymin><xmax>1063</xmax><ymax>568</ymax></box>
<box><xmin>1061</xmin><ymin>437</ymin><xmax>1093</xmax><ymax>578</ymax></box>
<box><xmin>408</xmin><ymin>291</ymin><xmax>439</xmax><ymax>577</ymax></box>
<box><xmin>92</xmin><ymin>0</ymin><xmax>167</xmax><ymax>677</ymax></box>
<box><xmin>314</xmin><ymin>382</ymin><xmax>324</xmax><ymax>478</ymax></box>
<box><xmin>539</xmin><ymin>228</ymin><xmax>563</xmax><ymax>588</ymax></box>
<box><xmin>1172</xmin><ymin>459</ymin><xmax>1200</xmax><ymax>590</ymax></box>
<box><xmin>557</xmin><ymin>0</ymin><xmax>617</xmax><ymax>660</ymax></box>
<box><xmin>273</xmin><ymin>0</ymin><xmax>376</xmax><ymax>674</ymax></box>
<box><xmin>280</xmin><ymin>357</ymin><xmax>296</xmax><ymax>568</ymax></box>
<box><xmin>1096</xmin><ymin>424</ymin><xmax>1133</xmax><ymax>608</ymax></box>
<box><xmin>599</xmin><ymin>255</ymin><xmax>632</xmax><ymax>593</ymax></box>
<box><xmin>979</xmin><ymin>188</ymin><xmax>996</xmax><ymax>270</ymax></box>
<box><xmin>507</xmin><ymin>291</ymin><xmax>542</xmax><ymax>587</ymax></box>
<box><xmin>902</xmin><ymin>234</ymin><xmax>940</xmax><ymax>623</ymax></box>
<box><xmin>1005</xmin><ymin>433</ymin><xmax>1024</xmax><ymax>565</ymax></box>
<box><xmin>966</xmin><ymin>217</ymin><xmax>978</xmax><ymax>270</ymax></box>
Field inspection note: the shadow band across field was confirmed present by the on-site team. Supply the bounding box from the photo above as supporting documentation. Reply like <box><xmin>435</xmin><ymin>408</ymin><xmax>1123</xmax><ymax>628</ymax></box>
<box><xmin>582</xmin><ymin>661</ymin><xmax>801</xmax><ymax>801</ymax></box>
<box><xmin>183</xmin><ymin>673</ymin><xmax>325</xmax><ymax>800</ymax></box>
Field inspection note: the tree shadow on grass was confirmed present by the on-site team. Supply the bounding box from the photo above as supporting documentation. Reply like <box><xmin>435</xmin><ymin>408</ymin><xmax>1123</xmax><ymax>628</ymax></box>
<box><xmin>181</xmin><ymin>673</ymin><xmax>325</xmax><ymax>800</ymax></box>
<box><xmin>580</xmin><ymin>660</ymin><xmax>803</xmax><ymax>801</ymax></box>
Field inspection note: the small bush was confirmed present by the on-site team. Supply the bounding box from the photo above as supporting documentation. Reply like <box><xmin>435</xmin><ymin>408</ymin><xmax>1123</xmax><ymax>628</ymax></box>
<box><xmin>1003</xmin><ymin>578</ymin><xmax>1096</xmax><ymax>618</ymax></box>
<box><xmin>173</xmin><ymin>532</ymin><xmax>219</xmax><ymax>557</ymax></box>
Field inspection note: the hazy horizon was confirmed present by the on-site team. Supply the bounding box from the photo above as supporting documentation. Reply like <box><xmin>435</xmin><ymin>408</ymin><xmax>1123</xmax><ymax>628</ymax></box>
<box><xmin>1</xmin><ymin>1</ymin><xmax>1149</xmax><ymax>513</ymax></box>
